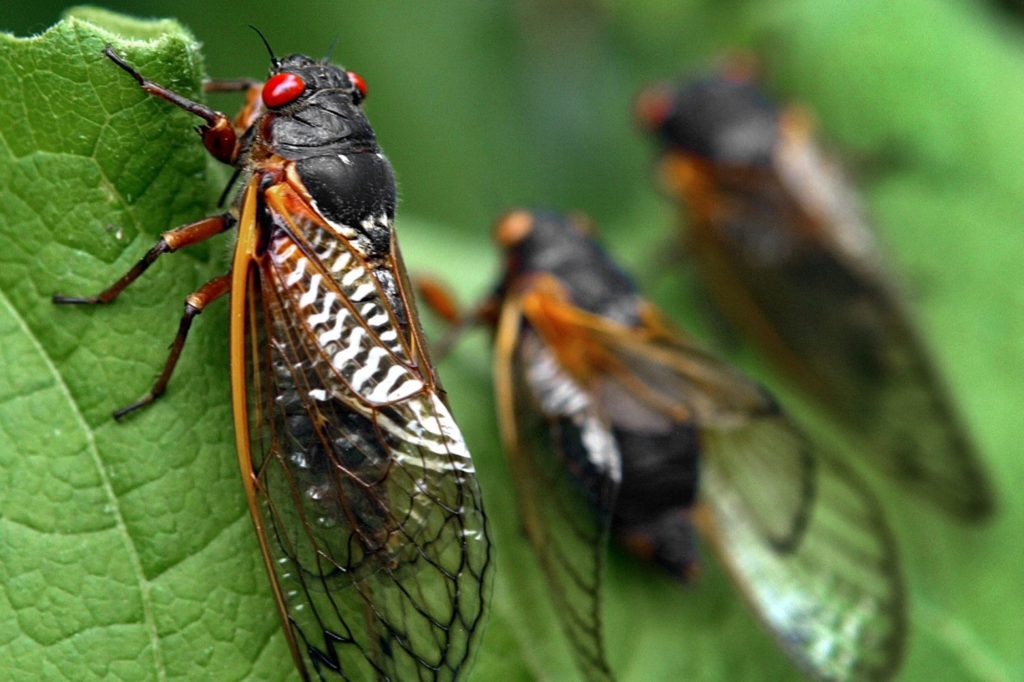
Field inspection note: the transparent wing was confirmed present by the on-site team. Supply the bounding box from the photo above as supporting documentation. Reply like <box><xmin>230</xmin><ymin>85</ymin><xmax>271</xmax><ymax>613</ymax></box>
<box><xmin>679</xmin><ymin>136</ymin><xmax>994</xmax><ymax>519</ymax></box>
<box><xmin>494</xmin><ymin>295</ymin><xmax>618</xmax><ymax>682</ymax></box>
<box><xmin>703</xmin><ymin>423</ymin><xmax>905</xmax><ymax>681</ymax></box>
<box><xmin>522</xmin><ymin>293</ymin><xmax>905</xmax><ymax>681</ymax></box>
<box><xmin>520</xmin><ymin>293</ymin><xmax>777</xmax><ymax>428</ymax></box>
<box><xmin>243</xmin><ymin>197</ymin><xmax>491</xmax><ymax>681</ymax></box>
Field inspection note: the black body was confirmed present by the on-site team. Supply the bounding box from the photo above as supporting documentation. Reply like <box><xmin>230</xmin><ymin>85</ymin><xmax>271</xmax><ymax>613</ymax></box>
<box><xmin>264</xmin><ymin>55</ymin><xmax>377</xmax><ymax>157</ymax></box>
<box><xmin>501</xmin><ymin>211</ymin><xmax>641</xmax><ymax>325</ymax></box>
<box><xmin>648</xmin><ymin>75</ymin><xmax>778</xmax><ymax>165</ymax></box>
<box><xmin>247</xmin><ymin>55</ymin><xmax>397</xmax><ymax>258</ymax></box>
<box><xmin>251</xmin><ymin>55</ymin><xmax>410</xmax><ymax>340</ymax></box>
<box><xmin>502</xmin><ymin>213</ymin><xmax>702</xmax><ymax>576</ymax></box>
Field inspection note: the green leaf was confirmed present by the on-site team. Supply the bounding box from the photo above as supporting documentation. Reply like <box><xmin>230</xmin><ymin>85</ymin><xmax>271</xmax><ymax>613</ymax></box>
<box><xmin>3</xmin><ymin>3</ymin><xmax>1023</xmax><ymax>682</ymax></box>
<box><xmin>0</xmin><ymin>9</ymin><xmax>290</xmax><ymax>681</ymax></box>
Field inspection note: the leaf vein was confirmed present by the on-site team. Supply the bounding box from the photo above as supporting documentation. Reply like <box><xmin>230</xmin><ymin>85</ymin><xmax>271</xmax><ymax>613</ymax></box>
<box><xmin>0</xmin><ymin>288</ymin><xmax>168</xmax><ymax>682</ymax></box>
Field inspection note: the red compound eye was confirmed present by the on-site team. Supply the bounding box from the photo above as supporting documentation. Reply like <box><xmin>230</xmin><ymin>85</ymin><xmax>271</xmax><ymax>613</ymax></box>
<box><xmin>347</xmin><ymin>71</ymin><xmax>367</xmax><ymax>101</ymax></box>
<box><xmin>262</xmin><ymin>72</ymin><xmax>306</xmax><ymax>108</ymax></box>
<box><xmin>634</xmin><ymin>84</ymin><xmax>673</xmax><ymax>130</ymax></box>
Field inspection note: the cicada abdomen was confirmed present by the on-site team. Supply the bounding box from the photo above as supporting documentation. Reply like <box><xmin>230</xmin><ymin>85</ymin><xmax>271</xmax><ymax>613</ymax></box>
<box><xmin>636</xmin><ymin>66</ymin><xmax>994</xmax><ymax>521</ymax></box>
<box><xmin>54</xmin><ymin>37</ymin><xmax>492</xmax><ymax>681</ymax></box>
<box><xmin>463</xmin><ymin>210</ymin><xmax>905</xmax><ymax>682</ymax></box>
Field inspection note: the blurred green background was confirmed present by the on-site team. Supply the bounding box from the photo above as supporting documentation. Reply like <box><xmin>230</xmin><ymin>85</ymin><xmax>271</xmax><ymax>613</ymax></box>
<box><xmin>2</xmin><ymin>1</ymin><xmax>1022</xmax><ymax>681</ymax></box>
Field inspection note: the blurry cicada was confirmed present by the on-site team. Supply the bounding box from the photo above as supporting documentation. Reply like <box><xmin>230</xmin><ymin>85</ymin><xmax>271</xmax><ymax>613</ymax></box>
<box><xmin>635</xmin><ymin>65</ymin><xmax>994</xmax><ymax>521</ymax></box>
<box><xmin>426</xmin><ymin>210</ymin><xmax>905</xmax><ymax>681</ymax></box>
<box><xmin>53</xmin><ymin>38</ymin><xmax>492</xmax><ymax>680</ymax></box>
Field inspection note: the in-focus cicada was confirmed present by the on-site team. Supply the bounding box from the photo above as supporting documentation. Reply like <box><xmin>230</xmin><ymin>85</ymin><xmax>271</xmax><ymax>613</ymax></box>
<box><xmin>635</xmin><ymin>65</ymin><xmax>994</xmax><ymax>521</ymax></box>
<box><xmin>53</xmin><ymin>37</ymin><xmax>492</xmax><ymax>681</ymax></box>
<box><xmin>427</xmin><ymin>210</ymin><xmax>905</xmax><ymax>682</ymax></box>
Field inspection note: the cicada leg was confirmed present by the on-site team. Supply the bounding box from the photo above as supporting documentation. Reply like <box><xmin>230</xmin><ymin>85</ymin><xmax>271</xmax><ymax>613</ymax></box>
<box><xmin>53</xmin><ymin>213</ymin><xmax>235</xmax><ymax>418</ymax></box>
<box><xmin>203</xmin><ymin>78</ymin><xmax>264</xmax><ymax>133</ymax></box>
<box><xmin>53</xmin><ymin>214</ymin><xmax>233</xmax><ymax>305</ymax></box>
<box><xmin>202</xmin><ymin>78</ymin><xmax>260</xmax><ymax>93</ymax></box>
<box><xmin>416</xmin><ymin>275</ymin><xmax>462</xmax><ymax>325</ymax></box>
<box><xmin>103</xmin><ymin>46</ymin><xmax>239</xmax><ymax>164</ymax></box>
<box><xmin>112</xmin><ymin>273</ymin><xmax>231</xmax><ymax>420</ymax></box>
<box><xmin>414</xmin><ymin>274</ymin><xmax>499</xmax><ymax>361</ymax></box>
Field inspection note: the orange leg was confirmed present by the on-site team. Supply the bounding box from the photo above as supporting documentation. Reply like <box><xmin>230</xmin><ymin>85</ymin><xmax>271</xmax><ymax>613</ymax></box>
<box><xmin>104</xmin><ymin>46</ymin><xmax>239</xmax><ymax>163</ymax></box>
<box><xmin>53</xmin><ymin>214</ymin><xmax>233</xmax><ymax>305</ymax></box>
<box><xmin>416</xmin><ymin>275</ymin><xmax>463</xmax><ymax>325</ymax></box>
<box><xmin>203</xmin><ymin>79</ymin><xmax>264</xmax><ymax>133</ymax></box>
<box><xmin>414</xmin><ymin>274</ymin><xmax>500</xmax><ymax>361</ymax></box>
<box><xmin>53</xmin><ymin>213</ymin><xmax>236</xmax><ymax>418</ymax></box>
<box><xmin>112</xmin><ymin>274</ymin><xmax>231</xmax><ymax>420</ymax></box>
<box><xmin>203</xmin><ymin>78</ymin><xmax>259</xmax><ymax>93</ymax></box>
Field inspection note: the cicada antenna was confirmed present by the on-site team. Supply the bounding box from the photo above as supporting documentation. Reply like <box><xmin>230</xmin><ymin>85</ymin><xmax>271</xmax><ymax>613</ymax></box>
<box><xmin>322</xmin><ymin>32</ymin><xmax>343</xmax><ymax>64</ymax></box>
<box><xmin>248</xmin><ymin>25</ymin><xmax>280</xmax><ymax>68</ymax></box>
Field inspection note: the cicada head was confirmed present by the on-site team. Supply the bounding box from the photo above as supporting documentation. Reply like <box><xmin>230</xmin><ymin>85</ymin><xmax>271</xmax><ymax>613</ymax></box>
<box><xmin>492</xmin><ymin>210</ymin><xmax>641</xmax><ymax>325</ymax></box>
<box><xmin>636</xmin><ymin>73</ymin><xmax>779</xmax><ymax>165</ymax></box>
<box><xmin>258</xmin><ymin>53</ymin><xmax>377</xmax><ymax>158</ymax></box>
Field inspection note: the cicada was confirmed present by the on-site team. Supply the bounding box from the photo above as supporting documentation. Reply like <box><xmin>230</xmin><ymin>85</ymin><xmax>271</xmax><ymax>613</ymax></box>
<box><xmin>53</xmin><ymin>38</ymin><xmax>492</xmax><ymax>681</ymax></box>
<box><xmin>635</xmin><ymin>66</ymin><xmax>994</xmax><ymax>521</ymax></box>
<box><xmin>429</xmin><ymin>210</ymin><xmax>905</xmax><ymax>681</ymax></box>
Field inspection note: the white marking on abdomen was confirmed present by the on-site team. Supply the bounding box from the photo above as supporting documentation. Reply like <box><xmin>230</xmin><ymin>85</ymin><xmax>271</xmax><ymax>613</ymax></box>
<box><xmin>275</xmin><ymin>243</ymin><xmax>297</xmax><ymax>261</ymax></box>
<box><xmin>350</xmin><ymin>283</ymin><xmax>375</xmax><ymax>301</ymax></box>
<box><xmin>330</xmin><ymin>252</ymin><xmax>352</xmax><ymax>273</ymax></box>
<box><xmin>367</xmin><ymin>365</ymin><xmax>422</xmax><ymax>403</ymax></box>
<box><xmin>375</xmin><ymin>393</ymin><xmax>471</xmax><ymax>459</ymax></box>
<box><xmin>367</xmin><ymin>312</ymin><xmax>389</xmax><ymax>327</ymax></box>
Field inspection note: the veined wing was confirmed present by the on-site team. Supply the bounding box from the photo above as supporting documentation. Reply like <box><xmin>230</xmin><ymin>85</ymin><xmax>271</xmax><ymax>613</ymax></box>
<box><xmin>774</xmin><ymin>122</ymin><xmax>993</xmax><ymax>520</ymax></box>
<box><xmin>521</xmin><ymin>292</ymin><xmax>905</xmax><ymax>681</ymax></box>
<box><xmin>679</xmin><ymin>137</ymin><xmax>993</xmax><ymax>520</ymax></box>
<box><xmin>702</xmin><ymin>431</ymin><xmax>904</xmax><ymax>682</ymax></box>
<box><xmin>234</xmin><ymin>180</ymin><xmax>492</xmax><ymax>680</ymax></box>
<box><xmin>494</xmin><ymin>293</ymin><xmax>619</xmax><ymax>682</ymax></box>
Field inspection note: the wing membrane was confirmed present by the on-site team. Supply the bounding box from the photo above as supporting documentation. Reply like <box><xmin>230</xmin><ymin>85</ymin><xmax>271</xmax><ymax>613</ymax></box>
<box><xmin>702</xmin><ymin>435</ymin><xmax>905</xmax><ymax>682</ymax></box>
<box><xmin>682</xmin><ymin>138</ymin><xmax>993</xmax><ymax>519</ymax></box>
<box><xmin>241</xmin><ymin>193</ymin><xmax>491</xmax><ymax>680</ymax></box>
<box><xmin>519</xmin><ymin>291</ymin><xmax>904</xmax><ymax>681</ymax></box>
<box><xmin>494</xmin><ymin>295</ymin><xmax>618</xmax><ymax>682</ymax></box>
